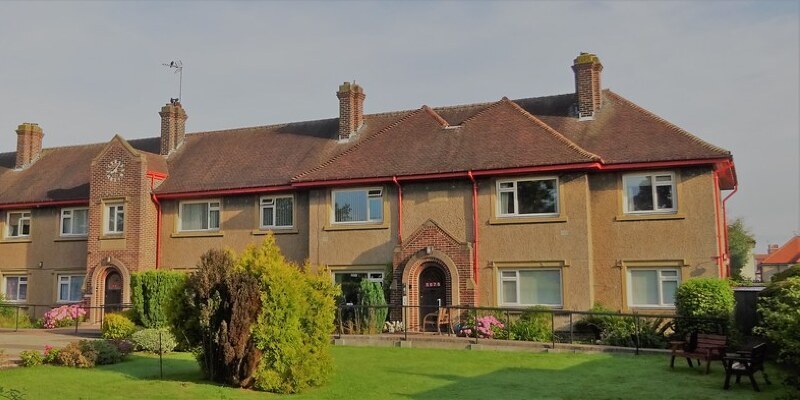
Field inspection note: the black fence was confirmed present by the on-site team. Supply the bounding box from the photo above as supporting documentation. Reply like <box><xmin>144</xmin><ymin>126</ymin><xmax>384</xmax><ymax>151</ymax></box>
<box><xmin>335</xmin><ymin>304</ymin><xmax>729</xmax><ymax>355</ymax></box>
<box><xmin>0</xmin><ymin>303</ymin><xmax>133</xmax><ymax>333</ymax></box>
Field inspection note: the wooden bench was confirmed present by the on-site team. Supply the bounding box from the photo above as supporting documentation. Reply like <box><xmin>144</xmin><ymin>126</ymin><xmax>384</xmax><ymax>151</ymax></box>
<box><xmin>723</xmin><ymin>343</ymin><xmax>771</xmax><ymax>392</ymax></box>
<box><xmin>670</xmin><ymin>333</ymin><xmax>727</xmax><ymax>374</ymax></box>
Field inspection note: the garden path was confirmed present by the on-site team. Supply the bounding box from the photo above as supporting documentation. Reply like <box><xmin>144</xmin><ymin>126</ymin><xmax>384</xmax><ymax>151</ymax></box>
<box><xmin>0</xmin><ymin>326</ymin><xmax>100</xmax><ymax>365</ymax></box>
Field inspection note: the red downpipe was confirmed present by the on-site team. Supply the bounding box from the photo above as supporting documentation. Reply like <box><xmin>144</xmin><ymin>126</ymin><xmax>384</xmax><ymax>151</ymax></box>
<box><xmin>468</xmin><ymin>171</ymin><xmax>480</xmax><ymax>305</ymax></box>
<box><xmin>712</xmin><ymin>172</ymin><xmax>724</xmax><ymax>277</ymax></box>
<box><xmin>148</xmin><ymin>175</ymin><xmax>163</xmax><ymax>270</ymax></box>
<box><xmin>392</xmin><ymin>176</ymin><xmax>403</xmax><ymax>243</ymax></box>
<box><xmin>721</xmin><ymin>180</ymin><xmax>738</xmax><ymax>278</ymax></box>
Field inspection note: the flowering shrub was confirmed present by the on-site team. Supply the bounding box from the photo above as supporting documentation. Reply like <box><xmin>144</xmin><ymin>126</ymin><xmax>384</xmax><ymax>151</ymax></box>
<box><xmin>461</xmin><ymin>315</ymin><xmax>505</xmax><ymax>339</ymax></box>
<box><xmin>43</xmin><ymin>345</ymin><xmax>60</xmax><ymax>364</ymax></box>
<box><xmin>42</xmin><ymin>304</ymin><xmax>87</xmax><ymax>329</ymax></box>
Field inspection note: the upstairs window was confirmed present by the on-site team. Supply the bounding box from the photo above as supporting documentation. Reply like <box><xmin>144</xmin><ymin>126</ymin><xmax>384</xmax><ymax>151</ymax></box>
<box><xmin>332</xmin><ymin>188</ymin><xmax>383</xmax><ymax>224</ymax></box>
<box><xmin>497</xmin><ymin>178</ymin><xmax>559</xmax><ymax>217</ymax></box>
<box><xmin>105</xmin><ymin>203</ymin><xmax>125</xmax><ymax>234</ymax></box>
<box><xmin>58</xmin><ymin>275</ymin><xmax>85</xmax><ymax>302</ymax></box>
<box><xmin>3</xmin><ymin>276</ymin><xmax>27</xmax><ymax>302</ymax></box>
<box><xmin>260</xmin><ymin>196</ymin><xmax>294</xmax><ymax>229</ymax></box>
<box><xmin>623</xmin><ymin>172</ymin><xmax>676</xmax><ymax>214</ymax></box>
<box><xmin>6</xmin><ymin>211</ymin><xmax>31</xmax><ymax>238</ymax></box>
<box><xmin>179</xmin><ymin>201</ymin><xmax>220</xmax><ymax>232</ymax></box>
<box><xmin>61</xmin><ymin>208</ymin><xmax>88</xmax><ymax>236</ymax></box>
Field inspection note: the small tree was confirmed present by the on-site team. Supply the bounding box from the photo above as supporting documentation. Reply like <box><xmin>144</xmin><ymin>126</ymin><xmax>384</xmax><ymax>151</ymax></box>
<box><xmin>674</xmin><ymin>278</ymin><xmax>735</xmax><ymax>336</ymax></box>
<box><xmin>727</xmin><ymin>218</ymin><xmax>756</xmax><ymax>281</ymax></box>
<box><xmin>358</xmin><ymin>280</ymin><xmax>388</xmax><ymax>333</ymax></box>
<box><xmin>755</xmin><ymin>276</ymin><xmax>800</xmax><ymax>395</ymax></box>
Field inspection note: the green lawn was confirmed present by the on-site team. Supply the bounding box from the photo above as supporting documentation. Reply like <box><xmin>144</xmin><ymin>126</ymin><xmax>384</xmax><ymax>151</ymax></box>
<box><xmin>0</xmin><ymin>346</ymin><xmax>787</xmax><ymax>399</ymax></box>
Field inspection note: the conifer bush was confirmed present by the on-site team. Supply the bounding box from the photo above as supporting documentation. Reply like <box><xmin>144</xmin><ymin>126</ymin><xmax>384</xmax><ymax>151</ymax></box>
<box><xmin>131</xmin><ymin>270</ymin><xmax>187</xmax><ymax>328</ymax></box>
<box><xmin>358</xmin><ymin>280</ymin><xmax>388</xmax><ymax>333</ymax></box>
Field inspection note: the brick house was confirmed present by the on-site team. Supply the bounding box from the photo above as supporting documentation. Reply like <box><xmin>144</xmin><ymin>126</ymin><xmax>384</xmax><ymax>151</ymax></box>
<box><xmin>0</xmin><ymin>53</ymin><xmax>737</xmax><ymax>324</ymax></box>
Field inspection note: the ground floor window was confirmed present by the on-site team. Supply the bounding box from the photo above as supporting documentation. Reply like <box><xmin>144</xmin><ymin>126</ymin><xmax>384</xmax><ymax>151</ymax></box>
<box><xmin>3</xmin><ymin>275</ymin><xmax>27</xmax><ymax>302</ymax></box>
<box><xmin>58</xmin><ymin>275</ymin><xmax>85</xmax><ymax>302</ymax></box>
<box><xmin>332</xmin><ymin>271</ymin><xmax>384</xmax><ymax>305</ymax></box>
<box><xmin>627</xmin><ymin>268</ymin><xmax>679</xmax><ymax>307</ymax></box>
<box><xmin>498</xmin><ymin>269</ymin><xmax>562</xmax><ymax>307</ymax></box>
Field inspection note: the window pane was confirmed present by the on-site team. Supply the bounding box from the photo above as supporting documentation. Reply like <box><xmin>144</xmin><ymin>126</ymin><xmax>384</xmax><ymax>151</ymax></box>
<box><xmin>334</xmin><ymin>191</ymin><xmax>367</xmax><ymax>222</ymax></box>
<box><xmin>74</xmin><ymin>209</ymin><xmax>88</xmax><ymax>234</ymax></box>
<box><xmin>5</xmin><ymin>277</ymin><xmax>18</xmax><ymax>300</ymax></box>
<box><xmin>500</xmin><ymin>192</ymin><xmax>515</xmax><ymax>214</ymax></box>
<box><xmin>502</xmin><ymin>280</ymin><xmax>517</xmax><ymax>303</ymax></box>
<box><xmin>501</xmin><ymin>271</ymin><xmax>516</xmax><ymax>279</ymax></box>
<box><xmin>60</xmin><ymin>281</ymin><xmax>69</xmax><ymax>301</ymax></box>
<box><xmin>519</xmin><ymin>270</ymin><xmax>562</xmax><ymax>305</ymax></box>
<box><xmin>62</xmin><ymin>215</ymin><xmax>72</xmax><ymax>234</ymax></box>
<box><xmin>656</xmin><ymin>185</ymin><xmax>674</xmax><ymax>209</ymax></box>
<box><xmin>262</xmin><ymin>207</ymin><xmax>274</xmax><ymax>227</ymax></box>
<box><xmin>21</xmin><ymin>219</ymin><xmax>30</xmax><ymax>235</ymax></box>
<box><xmin>182</xmin><ymin>203</ymin><xmax>207</xmax><ymax>230</ymax></box>
<box><xmin>107</xmin><ymin>210</ymin><xmax>114</xmax><ymax>232</ymax></box>
<box><xmin>275</xmin><ymin>198</ymin><xmax>293</xmax><ymax>226</ymax></box>
<box><xmin>209</xmin><ymin>209</ymin><xmax>220</xmax><ymax>229</ymax></box>
<box><xmin>71</xmin><ymin>276</ymin><xmax>84</xmax><ymax>301</ymax></box>
<box><xmin>661</xmin><ymin>270</ymin><xmax>678</xmax><ymax>277</ymax></box>
<box><xmin>661</xmin><ymin>280</ymin><xmax>678</xmax><ymax>305</ymax></box>
<box><xmin>517</xmin><ymin>180</ymin><xmax>557</xmax><ymax>214</ymax></box>
<box><xmin>368</xmin><ymin>197</ymin><xmax>382</xmax><ymax>222</ymax></box>
<box><xmin>630</xmin><ymin>270</ymin><xmax>659</xmax><ymax>305</ymax></box>
<box><xmin>626</xmin><ymin>176</ymin><xmax>653</xmax><ymax>211</ymax></box>
<box><xmin>18</xmin><ymin>280</ymin><xmax>27</xmax><ymax>300</ymax></box>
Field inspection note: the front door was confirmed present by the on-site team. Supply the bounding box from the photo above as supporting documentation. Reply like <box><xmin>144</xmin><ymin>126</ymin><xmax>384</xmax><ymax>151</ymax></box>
<box><xmin>419</xmin><ymin>265</ymin><xmax>446</xmax><ymax>330</ymax></box>
<box><xmin>104</xmin><ymin>271</ymin><xmax>123</xmax><ymax>312</ymax></box>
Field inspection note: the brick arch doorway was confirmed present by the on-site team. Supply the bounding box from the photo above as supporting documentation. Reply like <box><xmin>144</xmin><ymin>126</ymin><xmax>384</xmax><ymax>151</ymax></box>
<box><xmin>418</xmin><ymin>263</ymin><xmax>447</xmax><ymax>329</ymax></box>
<box><xmin>104</xmin><ymin>269</ymin><xmax>123</xmax><ymax>312</ymax></box>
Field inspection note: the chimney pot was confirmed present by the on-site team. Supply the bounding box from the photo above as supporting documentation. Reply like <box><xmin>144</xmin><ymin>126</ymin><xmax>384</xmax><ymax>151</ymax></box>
<box><xmin>15</xmin><ymin>122</ymin><xmax>44</xmax><ymax>169</ymax></box>
<box><xmin>159</xmin><ymin>101</ymin><xmax>188</xmax><ymax>156</ymax></box>
<box><xmin>337</xmin><ymin>81</ymin><xmax>365</xmax><ymax>141</ymax></box>
<box><xmin>571</xmin><ymin>52</ymin><xmax>603</xmax><ymax>120</ymax></box>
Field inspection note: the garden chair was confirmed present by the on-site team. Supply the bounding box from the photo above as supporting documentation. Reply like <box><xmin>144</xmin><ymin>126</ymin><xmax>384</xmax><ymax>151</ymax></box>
<box><xmin>669</xmin><ymin>332</ymin><xmax>727</xmax><ymax>374</ymax></box>
<box><xmin>722</xmin><ymin>343</ymin><xmax>771</xmax><ymax>392</ymax></box>
<box><xmin>422</xmin><ymin>307</ymin><xmax>453</xmax><ymax>334</ymax></box>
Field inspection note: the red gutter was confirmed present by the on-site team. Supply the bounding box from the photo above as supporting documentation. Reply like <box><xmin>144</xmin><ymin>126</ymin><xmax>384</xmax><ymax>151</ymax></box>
<box><xmin>147</xmin><ymin>173</ymin><xmax>165</xmax><ymax>270</ymax></box>
<box><xmin>0</xmin><ymin>199</ymin><xmax>88</xmax><ymax>209</ymax></box>
<box><xmin>595</xmin><ymin>158</ymin><xmax>728</xmax><ymax>171</ymax></box>
<box><xmin>155</xmin><ymin>185</ymin><xmax>294</xmax><ymax>200</ymax></box>
<box><xmin>392</xmin><ymin>176</ymin><xmax>403</xmax><ymax>243</ymax></box>
<box><xmin>467</xmin><ymin>171</ymin><xmax>480</xmax><ymax>306</ymax></box>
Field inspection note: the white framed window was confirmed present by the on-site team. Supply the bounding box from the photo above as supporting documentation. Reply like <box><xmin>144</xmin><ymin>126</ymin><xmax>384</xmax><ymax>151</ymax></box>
<box><xmin>497</xmin><ymin>177</ymin><xmax>559</xmax><ymax>217</ymax></box>
<box><xmin>623</xmin><ymin>172</ymin><xmax>676</xmax><ymax>214</ymax></box>
<box><xmin>104</xmin><ymin>203</ymin><xmax>125</xmax><ymax>234</ymax></box>
<box><xmin>3</xmin><ymin>275</ymin><xmax>28</xmax><ymax>302</ymax></box>
<box><xmin>60</xmin><ymin>208</ymin><xmax>88</xmax><ymax>236</ymax></box>
<box><xmin>332</xmin><ymin>188</ymin><xmax>383</xmax><ymax>224</ymax></box>
<box><xmin>627</xmin><ymin>268</ymin><xmax>680</xmax><ymax>308</ymax></box>
<box><xmin>179</xmin><ymin>200</ymin><xmax>221</xmax><ymax>232</ymax></box>
<box><xmin>498</xmin><ymin>269</ymin><xmax>562</xmax><ymax>307</ymax></box>
<box><xmin>5</xmin><ymin>211</ymin><xmax>31</xmax><ymax>238</ymax></box>
<box><xmin>58</xmin><ymin>275</ymin><xmax>85</xmax><ymax>302</ymax></box>
<box><xmin>260</xmin><ymin>195</ymin><xmax>294</xmax><ymax>229</ymax></box>
<box><xmin>332</xmin><ymin>270</ymin><xmax>385</xmax><ymax>304</ymax></box>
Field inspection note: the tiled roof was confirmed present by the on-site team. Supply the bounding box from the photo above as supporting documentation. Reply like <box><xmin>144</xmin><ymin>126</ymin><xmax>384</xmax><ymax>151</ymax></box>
<box><xmin>761</xmin><ymin>236</ymin><xmax>800</xmax><ymax>265</ymax></box>
<box><xmin>0</xmin><ymin>89</ymin><xmax>732</xmax><ymax>204</ymax></box>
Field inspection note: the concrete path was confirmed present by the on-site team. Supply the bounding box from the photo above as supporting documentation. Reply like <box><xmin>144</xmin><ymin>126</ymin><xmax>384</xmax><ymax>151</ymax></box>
<box><xmin>0</xmin><ymin>326</ymin><xmax>101</xmax><ymax>365</ymax></box>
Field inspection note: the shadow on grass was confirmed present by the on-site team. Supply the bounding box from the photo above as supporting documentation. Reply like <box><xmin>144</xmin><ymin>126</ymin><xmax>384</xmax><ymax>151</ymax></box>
<box><xmin>97</xmin><ymin>353</ymin><xmax>238</xmax><ymax>389</ymax></box>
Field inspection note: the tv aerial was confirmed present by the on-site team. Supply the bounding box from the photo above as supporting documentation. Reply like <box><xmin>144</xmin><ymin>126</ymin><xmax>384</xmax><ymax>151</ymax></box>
<box><xmin>162</xmin><ymin>60</ymin><xmax>183</xmax><ymax>103</ymax></box>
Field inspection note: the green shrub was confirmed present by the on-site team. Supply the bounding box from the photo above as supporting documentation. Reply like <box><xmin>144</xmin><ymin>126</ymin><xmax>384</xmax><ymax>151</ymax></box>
<box><xmin>108</xmin><ymin>339</ymin><xmax>135</xmax><ymax>356</ymax></box>
<box><xmin>57</xmin><ymin>341</ymin><xmax>97</xmax><ymax>368</ymax></box>
<box><xmin>510</xmin><ymin>306</ymin><xmax>552</xmax><ymax>342</ymax></box>
<box><xmin>242</xmin><ymin>235</ymin><xmax>339</xmax><ymax>394</ymax></box>
<box><xmin>19</xmin><ymin>350</ymin><xmax>43</xmax><ymax>367</ymax></box>
<box><xmin>89</xmin><ymin>340</ymin><xmax>124</xmax><ymax>365</ymax></box>
<box><xmin>131</xmin><ymin>328</ymin><xmax>177</xmax><ymax>354</ymax></box>
<box><xmin>760</xmin><ymin>265</ymin><xmax>800</xmax><ymax>298</ymax></box>
<box><xmin>102</xmin><ymin>313</ymin><xmax>137</xmax><ymax>339</ymax></box>
<box><xmin>755</xmin><ymin>276</ymin><xmax>800</xmax><ymax>395</ymax></box>
<box><xmin>674</xmin><ymin>278</ymin><xmax>734</xmax><ymax>335</ymax></box>
<box><xmin>575</xmin><ymin>304</ymin><xmax>668</xmax><ymax>348</ymax></box>
<box><xmin>358</xmin><ymin>280</ymin><xmax>388</xmax><ymax>333</ymax></box>
<box><xmin>43</xmin><ymin>345</ymin><xmax>60</xmax><ymax>365</ymax></box>
<box><xmin>131</xmin><ymin>270</ymin><xmax>187</xmax><ymax>328</ymax></box>
<box><xmin>0</xmin><ymin>298</ymin><xmax>34</xmax><ymax>329</ymax></box>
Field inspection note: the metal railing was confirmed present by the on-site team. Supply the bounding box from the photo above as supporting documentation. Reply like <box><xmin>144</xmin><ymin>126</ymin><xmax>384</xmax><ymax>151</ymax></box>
<box><xmin>0</xmin><ymin>303</ymin><xmax>133</xmax><ymax>333</ymax></box>
<box><xmin>334</xmin><ymin>304</ymin><xmax>729</xmax><ymax>355</ymax></box>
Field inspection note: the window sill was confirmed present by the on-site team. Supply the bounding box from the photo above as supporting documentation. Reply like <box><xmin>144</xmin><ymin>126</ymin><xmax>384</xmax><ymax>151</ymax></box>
<box><xmin>251</xmin><ymin>228</ymin><xmax>298</xmax><ymax>235</ymax></box>
<box><xmin>489</xmin><ymin>215</ymin><xmax>567</xmax><ymax>225</ymax></box>
<box><xmin>54</xmin><ymin>236</ymin><xmax>88</xmax><ymax>242</ymax></box>
<box><xmin>615</xmin><ymin>213</ymin><xmax>685</xmax><ymax>222</ymax></box>
<box><xmin>0</xmin><ymin>238</ymin><xmax>32</xmax><ymax>244</ymax></box>
<box><xmin>323</xmin><ymin>223</ymin><xmax>389</xmax><ymax>232</ymax></box>
<box><xmin>628</xmin><ymin>306</ymin><xmax>676</xmax><ymax>311</ymax></box>
<box><xmin>99</xmin><ymin>234</ymin><xmax>125</xmax><ymax>240</ymax></box>
<box><xmin>170</xmin><ymin>231</ymin><xmax>225</xmax><ymax>238</ymax></box>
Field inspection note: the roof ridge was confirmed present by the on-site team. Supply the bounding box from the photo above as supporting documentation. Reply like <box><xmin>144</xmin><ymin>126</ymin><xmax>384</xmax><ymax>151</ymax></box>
<box><xmin>292</xmin><ymin>109</ymin><xmax>421</xmax><ymax>181</ymax></box>
<box><xmin>605</xmin><ymin>90</ymin><xmax>731</xmax><ymax>156</ymax></box>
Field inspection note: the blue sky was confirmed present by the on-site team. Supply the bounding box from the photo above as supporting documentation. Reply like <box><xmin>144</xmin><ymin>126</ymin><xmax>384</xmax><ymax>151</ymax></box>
<box><xmin>0</xmin><ymin>1</ymin><xmax>798</xmax><ymax>249</ymax></box>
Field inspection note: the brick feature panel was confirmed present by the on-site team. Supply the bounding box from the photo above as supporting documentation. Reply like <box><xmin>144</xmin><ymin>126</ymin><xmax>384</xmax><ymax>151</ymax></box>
<box><xmin>159</xmin><ymin>101</ymin><xmax>188</xmax><ymax>155</ymax></box>
<box><xmin>15</xmin><ymin>123</ymin><xmax>43</xmax><ymax>169</ymax></box>
<box><xmin>336</xmin><ymin>81</ymin><xmax>365</xmax><ymax>140</ymax></box>
<box><xmin>392</xmin><ymin>220</ymin><xmax>475</xmax><ymax>331</ymax></box>
<box><xmin>572</xmin><ymin>52</ymin><xmax>603</xmax><ymax>119</ymax></box>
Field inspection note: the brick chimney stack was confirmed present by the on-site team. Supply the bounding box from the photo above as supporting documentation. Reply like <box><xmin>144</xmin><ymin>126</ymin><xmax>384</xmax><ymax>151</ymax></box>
<box><xmin>337</xmin><ymin>82</ymin><xmax>365</xmax><ymax>141</ymax></box>
<box><xmin>767</xmin><ymin>244</ymin><xmax>780</xmax><ymax>254</ymax></box>
<box><xmin>15</xmin><ymin>123</ymin><xmax>44</xmax><ymax>169</ymax></box>
<box><xmin>159</xmin><ymin>99</ymin><xmax>188</xmax><ymax>156</ymax></box>
<box><xmin>572</xmin><ymin>52</ymin><xmax>603</xmax><ymax>120</ymax></box>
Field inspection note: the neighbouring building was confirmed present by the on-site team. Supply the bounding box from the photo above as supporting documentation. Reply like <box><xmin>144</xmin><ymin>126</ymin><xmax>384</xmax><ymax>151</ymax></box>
<box><xmin>0</xmin><ymin>53</ymin><xmax>738</xmax><ymax>326</ymax></box>
<box><xmin>755</xmin><ymin>236</ymin><xmax>799</xmax><ymax>282</ymax></box>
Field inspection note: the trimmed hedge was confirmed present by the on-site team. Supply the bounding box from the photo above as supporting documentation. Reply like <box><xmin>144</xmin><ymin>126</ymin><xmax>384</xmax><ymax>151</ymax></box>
<box><xmin>102</xmin><ymin>313</ymin><xmax>137</xmax><ymax>339</ymax></box>
<box><xmin>131</xmin><ymin>270</ymin><xmax>187</xmax><ymax>328</ymax></box>
<box><xmin>675</xmin><ymin>278</ymin><xmax>734</xmax><ymax>335</ymax></box>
